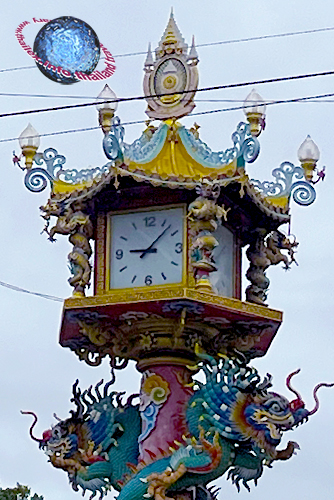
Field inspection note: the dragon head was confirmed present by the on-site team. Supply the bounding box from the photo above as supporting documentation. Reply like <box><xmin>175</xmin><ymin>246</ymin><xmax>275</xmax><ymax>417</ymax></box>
<box><xmin>233</xmin><ymin>368</ymin><xmax>333</xmax><ymax>457</ymax></box>
<box><xmin>20</xmin><ymin>410</ymin><xmax>81</xmax><ymax>466</ymax></box>
<box><xmin>191</xmin><ymin>351</ymin><xmax>333</xmax><ymax>460</ymax></box>
<box><xmin>43</xmin><ymin>420</ymin><xmax>79</xmax><ymax>460</ymax></box>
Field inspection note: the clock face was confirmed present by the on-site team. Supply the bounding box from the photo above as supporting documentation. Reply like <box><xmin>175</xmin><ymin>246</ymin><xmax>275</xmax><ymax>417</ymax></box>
<box><xmin>109</xmin><ymin>207</ymin><xmax>185</xmax><ymax>289</ymax></box>
<box><xmin>153</xmin><ymin>58</ymin><xmax>187</xmax><ymax>105</ymax></box>
<box><xmin>210</xmin><ymin>225</ymin><xmax>235</xmax><ymax>297</ymax></box>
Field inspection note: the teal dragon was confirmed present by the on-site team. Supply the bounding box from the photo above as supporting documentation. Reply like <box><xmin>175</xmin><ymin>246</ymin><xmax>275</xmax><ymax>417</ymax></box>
<box><xmin>23</xmin><ymin>352</ymin><xmax>333</xmax><ymax>500</ymax></box>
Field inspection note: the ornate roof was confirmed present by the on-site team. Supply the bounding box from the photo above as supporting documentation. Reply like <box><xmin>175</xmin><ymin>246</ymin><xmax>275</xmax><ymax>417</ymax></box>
<box><xmin>23</xmin><ymin>115</ymin><xmax>318</xmax><ymax>224</ymax></box>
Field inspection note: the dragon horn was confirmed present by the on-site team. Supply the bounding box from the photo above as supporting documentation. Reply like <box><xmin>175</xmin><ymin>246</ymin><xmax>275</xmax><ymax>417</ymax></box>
<box><xmin>286</xmin><ymin>369</ymin><xmax>302</xmax><ymax>399</ymax></box>
<box><xmin>20</xmin><ymin>411</ymin><xmax>44</xmax><ymax>443</ymax></box>
<box><xmin>308</xmin><ymin>382</ymin><xmax>334</xmax><ymax>416</ymax></box>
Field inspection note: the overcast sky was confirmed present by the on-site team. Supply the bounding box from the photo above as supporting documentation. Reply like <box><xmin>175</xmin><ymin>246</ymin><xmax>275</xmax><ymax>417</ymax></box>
<box><xmin>1</xmin><ymin>1</ymin><xmax>334</xmax><ymax>499</ymax></box>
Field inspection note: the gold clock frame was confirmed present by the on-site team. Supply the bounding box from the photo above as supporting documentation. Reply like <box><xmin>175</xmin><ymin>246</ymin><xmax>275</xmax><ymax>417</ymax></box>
<box><xmin>96</xmin><ymin>204</ymin><xmax>188</xmax><ymax>296</ymax></box>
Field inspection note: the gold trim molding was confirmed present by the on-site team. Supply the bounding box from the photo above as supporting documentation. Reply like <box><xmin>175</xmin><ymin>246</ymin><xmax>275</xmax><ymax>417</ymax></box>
<box><xmin>64</xmin><ymin>286</ymin><xmax>282</xmax><ymax>321</ymax></box>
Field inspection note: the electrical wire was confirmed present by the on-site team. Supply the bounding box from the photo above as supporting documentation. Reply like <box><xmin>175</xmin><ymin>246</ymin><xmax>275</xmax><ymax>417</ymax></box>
<box><xmin>2</xmin><ymin>23</ymin><xmax>334</xmax><ymax>76</ymax></box>
<box><xmin>1</xmin><ymin>90</ymin><xmax>334</xmax><ymax>145</ymax></box>
<box><xmin>0</xmin><ymin>92</ymin><xmax>99</xmax><ymax>100</ymax></box>
<box><xmin>0</xmin><ymin>279</ymin><xmax>63</xmax><ymax>302</ymax></box>
<box><xmin>2</xmin><ymin>68</ymin><xmax>334</xmax><ymax>120</ymax></box>
<box><xmin>113</xmin><ymin>25</ymin><xmax>334</xmax><ymax>58</ymax></box>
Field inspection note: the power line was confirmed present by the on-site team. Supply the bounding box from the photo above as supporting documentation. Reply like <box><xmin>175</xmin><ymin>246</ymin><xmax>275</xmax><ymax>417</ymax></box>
<box><xmin>0</xmin><ymin>92</ymin><xmax>98</xmax><ymax>100</ymax></box>
<box><xmin>0</xmin><ymin>65</ymin><xmax>35</xmax><ymax>74</ymax></box>
<box><xmin>1</xmin><ymin>92</ymin><xmax>334</xmax><ymax>105</ymax></box>
<box><xmin>2</xmin><ymin>68</ymin><xmax>334</xmax><ymax>120</ymax></box>
<box><xmin>2</xmin><ymin>24</ymin><xmax>334</xmax><ymax>76</ymax></box>
<box><xmin>1</xmin><ymin>91</ymin><xmax>334</xmax><ymax>145</ymax></box>
<box><xmin>191</xmin><ymin>91</ymin><xmax>334</xmax><ymax>117</ymax></box>
<box><xmin>0</xmin><ymin>279</ymin><xmax>63</xmax><ymax>302</ymax></box>
<box><xmin>113</xmin><ymin>26</ymin><xmax>334</xmax><ymax>58</ymax></box>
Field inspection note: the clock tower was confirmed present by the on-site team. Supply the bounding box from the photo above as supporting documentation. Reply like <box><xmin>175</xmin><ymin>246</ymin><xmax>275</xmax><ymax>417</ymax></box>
<box><xmin>18</xmin><ymin>11</ymin><xmax>331</xmax><ymax>500</ymax></box>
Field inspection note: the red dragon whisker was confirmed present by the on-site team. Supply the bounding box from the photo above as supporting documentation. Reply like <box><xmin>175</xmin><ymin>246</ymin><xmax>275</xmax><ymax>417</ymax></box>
<box><xmin>286</xmin><ymin>369</ymin><xmax>302</xmax><ymax>399</ymax></box>
<box><xmin>308</xmin><ymin>383</ymin><xmax>334</xmax><ymax>416</ymax></box>
<box><xmin>21</xmin><ymin>411</ymin><xmax>44</xmax><ymax>443</ymax></box>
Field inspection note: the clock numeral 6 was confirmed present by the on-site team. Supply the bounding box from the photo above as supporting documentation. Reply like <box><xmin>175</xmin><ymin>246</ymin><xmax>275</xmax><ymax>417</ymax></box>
<box><xmin>175</xmin><ymin>243</ymin><xmax>182</xmax><ymax>254</ymax></box>
<box><xmin>116</xmin><ymin>249</ymin><xmax>123</xmax><ymax>260</ymax></box>
<box><xmin>145</xmin><ymin>275</ymin><xmax>153</xmax><ymax>286</ymax></box>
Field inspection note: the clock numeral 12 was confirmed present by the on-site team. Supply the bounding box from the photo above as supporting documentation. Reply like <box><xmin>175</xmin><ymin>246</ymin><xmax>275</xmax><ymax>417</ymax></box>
<box><xmin>144</xmin><ymin>216</ymin><xmax>156</xmax><ymax>227</ymax></box>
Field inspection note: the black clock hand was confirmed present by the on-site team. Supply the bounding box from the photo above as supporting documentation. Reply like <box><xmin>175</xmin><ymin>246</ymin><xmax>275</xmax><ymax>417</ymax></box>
<box><xmin>140</xmin><ymin>224</ymin><xmax>171</xmax><ymax>259</ymax></box>
<box><xmin>129</xmin><ymin>248</ymin><xmax>157</xmax><ymax>253</ymax></box>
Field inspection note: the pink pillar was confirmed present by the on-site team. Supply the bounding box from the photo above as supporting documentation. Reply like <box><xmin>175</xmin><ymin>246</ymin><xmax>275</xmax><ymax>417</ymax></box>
<box><xmin>138</xmin><ymin>364</ymin><xmax>194</xmax><ymax>463</ymax></box>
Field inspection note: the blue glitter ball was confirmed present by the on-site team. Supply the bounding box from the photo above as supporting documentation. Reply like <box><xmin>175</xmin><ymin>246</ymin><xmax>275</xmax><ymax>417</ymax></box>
<box><xmin>33</xmin><ymin>16</ymin><xmax>100</xmax><ymax>84</ymax></box>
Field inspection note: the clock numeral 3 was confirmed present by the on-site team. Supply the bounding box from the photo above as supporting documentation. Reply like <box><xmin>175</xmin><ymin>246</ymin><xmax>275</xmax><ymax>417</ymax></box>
<box><xmin>116</xmin><ymin>249</ymin><xmax>123</xmax><ymax>259</ymax></box>
<box><xmin>144</xmin><ymin>216</ymin><xmax>156</xmax><ymax>227</ymax></box>
<box><xmin>175</xmin><ymin>243</ymin><xmax>182</xmax><ymax>254</ymax></box>
<box><xmin>145</xmin><ymin>275</ymin><xmax>153</xmax><ymax>286</ymax></box>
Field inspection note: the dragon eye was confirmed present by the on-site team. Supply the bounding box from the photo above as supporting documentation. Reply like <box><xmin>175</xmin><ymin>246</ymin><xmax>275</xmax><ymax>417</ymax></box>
<box><xmin>271</xmin><ymin>403</ymin><xmax>282</xmax><ymax>412</ymax></box>
<box><xmin>52</xmin><ymin>427</ymin><xmax>61</xmax><ymax>438</ymax></box>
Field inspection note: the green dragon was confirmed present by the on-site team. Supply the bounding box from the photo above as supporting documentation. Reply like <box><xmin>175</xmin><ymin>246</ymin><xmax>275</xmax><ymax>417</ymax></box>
<box><xmin>22</xmin><ymin>352</ymin><xmax>332</xmax><ymax>500</ymax></box>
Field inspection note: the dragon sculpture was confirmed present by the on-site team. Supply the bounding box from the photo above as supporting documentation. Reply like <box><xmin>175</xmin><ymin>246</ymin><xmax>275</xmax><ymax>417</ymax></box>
<box><xmin>246</xmin><ymin>230</ymin><xmax>299</xmax><ymax>305</ymax></box>
<box><xmin>22</xmin><ymin>351</ymin><xmax>332</xmax><ymax>500</ymax></box>
<box><xmin>40</xmin><ymin>199</ymin><xmax>93</xmax><ymax>297</ymax></box>
<box><xmin>188</xmin><ymin>179</ymin><xmax>230</xmax><ymax>290</ymax></box>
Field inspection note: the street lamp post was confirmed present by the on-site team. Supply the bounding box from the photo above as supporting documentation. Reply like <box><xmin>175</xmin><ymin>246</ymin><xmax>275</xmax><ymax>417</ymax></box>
<box><xmin>18</xmin><ymin>123</ymin><xmax>40</xmax><ymax>169</ymax></box>
<box><xmin>96</xmin><ymin>84</ymin><xmax>118</xmax><ymax>134</ymax></box>
<box><xmin>298</xmin><ymin>134</ymin><xmax>320</xmax><ymax>181</ymax></box>
<box><xmin>243</xmin><ymin>88</ymin><xmax>266</xmax><ymax>137</ymax></box>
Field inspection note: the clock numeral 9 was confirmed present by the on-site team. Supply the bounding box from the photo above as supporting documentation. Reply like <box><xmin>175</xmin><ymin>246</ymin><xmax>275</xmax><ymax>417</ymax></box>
<box><xmin>116</xmin><ymin>249</ymin><xmax>123</xmax><ymax>260</ymax></box>
<box><xmin>144</xmin><ymin>216</ymin><xmax>156</xmax><ymax>227</ymax></box>
<box><xmin>145</xmin><ymin>275</ymin><xmax>153</xmax><ymax>286</ymax></box>
<box><xmin>175</xmin><ymin>243</ymin><xmax>182</xmax><ymax>254</ymax></box>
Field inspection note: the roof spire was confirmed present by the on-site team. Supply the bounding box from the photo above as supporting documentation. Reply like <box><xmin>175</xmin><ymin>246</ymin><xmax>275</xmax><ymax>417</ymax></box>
<box><xmin>144</xmin><ymin>43</ymin><xmax>154</xmax><ymax>72</ymax></box>
<box><xmin>187</xmin><ymin>35</ymin><xmax>199</xmax><ymax>65</ymax></box>
<box><xmin>157</xmin><ymin>10</ymin><xmax>188</xmax><ymax>57</ymax></box>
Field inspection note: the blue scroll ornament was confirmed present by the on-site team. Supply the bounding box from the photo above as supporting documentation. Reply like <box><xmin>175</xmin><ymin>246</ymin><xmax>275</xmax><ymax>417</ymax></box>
<box><xmin>103</xmin><ymin>116</ymin><xmax>125</xmax><ymax>161</ymax></box>
<box><xmin>251</xmin><ymin>161</ymin><xmax>316</xmax><ymax>206</ymax></box>
<box><xmin>179</xmin><ymin>121</ymin><xmax>260</xmax><ymax>167</ymax></box>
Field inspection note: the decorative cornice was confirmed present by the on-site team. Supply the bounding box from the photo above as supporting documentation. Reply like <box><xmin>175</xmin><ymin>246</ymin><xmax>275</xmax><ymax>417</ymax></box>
<box><xmin>63</xmin><ymin>286</ymin><xmax>282</xmax><ymax>321</ymax></box>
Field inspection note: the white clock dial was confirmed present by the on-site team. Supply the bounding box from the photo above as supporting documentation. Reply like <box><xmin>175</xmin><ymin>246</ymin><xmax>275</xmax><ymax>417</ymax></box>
<box><xmin>110</xmin><ymin>207</ymin><xmax>184</xmax><ymax>289</ymax></box>
<box><xmin>210</xmin><ymin>225</ymin><xmax>234</xmax><ymax>297</ymax></box>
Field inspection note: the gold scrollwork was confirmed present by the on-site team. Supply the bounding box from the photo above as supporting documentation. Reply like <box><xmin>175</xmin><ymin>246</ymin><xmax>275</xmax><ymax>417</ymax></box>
<box><xmin>78</xmin><ymin>321</ymin><xmax>110</xmax><ymax>346</ymax></box>
<box><xmin>96</xmin><ymin>214</ymin><xmax>106</xmax><ymax>294</ymax></box>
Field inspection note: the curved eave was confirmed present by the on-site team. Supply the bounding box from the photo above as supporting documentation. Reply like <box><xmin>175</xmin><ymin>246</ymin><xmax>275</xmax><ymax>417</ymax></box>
<box><xmin>246</xmin><ymin>182</ymin><xmax>290</xmax><ymax>222</ymax></box>
<box><xmin>50</xmin><ymin>168</ymin><xmax>116</xmax><ymax>201</ymax></box>
<box><xmin>125</xmin><ymin>135</ymin><xmax>239</xmax><ymax>182</ymax></box>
